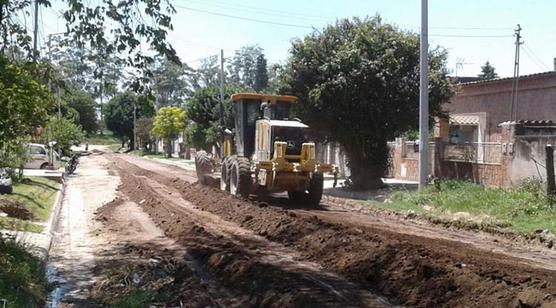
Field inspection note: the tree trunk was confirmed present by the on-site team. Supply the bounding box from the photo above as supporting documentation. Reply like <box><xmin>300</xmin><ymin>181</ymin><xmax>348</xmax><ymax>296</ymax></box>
<box><xmin>344</xmin><ymin>141</ymin><xmax>388</xmax><ymax>190</ymax></box>
<box><xmin>165</xmin><ymin>138</ymin><xmax>172</xmax><ymax>158</ymax></box>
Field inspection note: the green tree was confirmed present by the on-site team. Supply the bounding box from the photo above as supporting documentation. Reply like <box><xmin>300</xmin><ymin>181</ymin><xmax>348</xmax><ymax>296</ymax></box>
<box><xmin>267</xmin><ymin>63</ymin><xmax>284</xmax><ymax>94</ymax></box>
<box><xmin>63</xmin><ymin>89</ymin><xmax>98</xmax><ymax>135</ymax></box>
<box><xmin>152</xmin><ymin>107</ymin><xmax>186</xmax><ymax>157</ymax></box>
<box><xmin>152</xmin><ymin>57</ymin><xmax>189</xmax><ymax>108</ymax></box>
<box><xmin>44</xmin><ymin>117</ymin><xmax>85</xmax><ymax>155</ymax></box>
<box><xmin>0</xmin><ymin>55</ymin><xmax>53</xmax><ymax>147</ymax></box>
<box><xmin>1</xmin><ymin>0</ymin><xmax>178</xmax><ymax>81</ymax></box>
<box><xmin>186</xmin><ymin>55</ymin><xmax>221</xmax><ymax>90</ymax></box>
<box><xmin>478</xmin><ymin>61</ymin><xmax>498</xmax><ymax>80</ymax></box>
<box><xmin>103</xmin><ymin>92</ymin><xmax>155</xmax><ymax>149</ymax></box>
<box><xmin>281</xmin><ymin>17</ymin><xmax>453</xmax><ymax>189</ymax></box>
<box><xmin>185</xmin><ymin>86</ymin><xmax>240</xmax><ymax>151</ymax></box>
<box><xmin>228</xmin><ymin>45</ymin><xmax>263</xmax><ymax>89</ymax></box>
<box><xmin>136</xmin><ymin>117</ymin><xmax>154</xmax><ymax>152</ymax></box>
<box><xmin>254</xmin><ymin>54</ymin><xmax>269</xmax><ymax>92</ymax></box>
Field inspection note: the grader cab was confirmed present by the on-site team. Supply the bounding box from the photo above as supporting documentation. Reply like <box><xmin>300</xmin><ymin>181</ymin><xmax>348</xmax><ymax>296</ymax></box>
<box><xmin>195</xmin><ymin>93</ymin><xmax>336</xmax><ymax>206</ymax></box>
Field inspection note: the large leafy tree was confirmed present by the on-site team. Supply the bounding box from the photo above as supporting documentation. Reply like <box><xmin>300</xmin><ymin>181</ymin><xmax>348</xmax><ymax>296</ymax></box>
<box><xmin>152</xmin><ymin>57</ymin><xmax>189</xmax><ymax>108</ymax></box>
<box><xmin>136</xmin><ymin>117</ymin><xmax>154</xmax><ymax>151</ymax></box>
<box><xmin>0</xmin><ymin>55</ymin><xmax>53</xmax><ymax>147</ymax></box>
<box><xmin>185</xmin><ymin>86</ymin><xmax>240</xmax><ymax>151</ymax></box>
<box><xmin>478</xmin><ymin>61</ymin><xmax>498</xmax><ymax>80</ymax></box>
<box><xmin>152</xmin><ymin>107</ymin><xmax>186</xmax><ymax>157</ymax></box>
<box><xmin>63</xmin><ymin>89</ymin><xmax>98</xmax><ymax>135</ymax></box>
<box><xmin>103</xmin><ymin>92</ymin><xmax>155</xmax><ymax>148</ymax></box>
<box><xmin>228</xmin><ymin>45</ymin><xmax>263</xmax><ymax>89</ymax></box>
<box><xmin>186</xmin><ymin>55</ymin><xmax>221</xmax><ymax>90</ymax></box>
<box><xmin>1</xmin><ymin>0</ymin><xmax>178</xmax><ymax>89</ymax></box>
<box><xmin>281</xmin><ymin>17</ymin><xmax>453</xmax><ymax>189</ymax></box>
<box><xmin>254</xmin><ymin>54</ymin><xmax>269</xmax><ymax>92</ymax></box>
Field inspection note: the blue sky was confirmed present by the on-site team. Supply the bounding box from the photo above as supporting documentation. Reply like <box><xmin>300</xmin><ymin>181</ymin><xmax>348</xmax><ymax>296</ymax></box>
<box><xmin>41</xmin><ymin>0</ymin><xmax>556</xmax><ymax>77</ymax></box>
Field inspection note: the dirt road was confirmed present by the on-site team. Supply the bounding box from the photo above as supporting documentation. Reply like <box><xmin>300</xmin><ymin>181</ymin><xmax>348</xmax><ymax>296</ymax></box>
<box><xmin>50</xmin><ymin>151</ymin><xmax>556</xmax><ymax>307</ymax></box>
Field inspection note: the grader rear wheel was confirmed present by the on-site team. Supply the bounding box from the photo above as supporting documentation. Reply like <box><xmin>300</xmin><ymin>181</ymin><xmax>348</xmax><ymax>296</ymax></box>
<box><xmin>195</xmin><ymin>151</ymin><xmax>212</xmax><ymax>185</ymax></box>
<box><xmin>220</xmin><ymin>156</ymin><xmax>233</xmax><ymax>191</ymax></box>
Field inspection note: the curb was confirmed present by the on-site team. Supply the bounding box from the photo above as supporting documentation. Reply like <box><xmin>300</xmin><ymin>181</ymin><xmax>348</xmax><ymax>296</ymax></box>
<box><xmin>45</xmin><ymin>177</ymin><xmax>67</xmax><ymax>257</ymax></box>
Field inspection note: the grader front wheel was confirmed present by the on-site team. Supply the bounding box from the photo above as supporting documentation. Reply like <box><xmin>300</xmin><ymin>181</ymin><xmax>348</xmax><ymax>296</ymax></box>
<box><xmin>229</xmin><ymin>157</ymin><xmax>251</xmax><ymax>198</ymax></box>
<box><xmin>306</xmin><ymin>173</ymin><xmax>324</xmax><ymax>207</ymax></box>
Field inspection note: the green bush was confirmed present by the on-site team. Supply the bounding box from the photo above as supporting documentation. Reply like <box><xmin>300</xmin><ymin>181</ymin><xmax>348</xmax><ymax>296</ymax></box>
<box><xmin>0</xmin><ymin>235</ymin><xmax>47</xmax><ymax>307</ymax></box>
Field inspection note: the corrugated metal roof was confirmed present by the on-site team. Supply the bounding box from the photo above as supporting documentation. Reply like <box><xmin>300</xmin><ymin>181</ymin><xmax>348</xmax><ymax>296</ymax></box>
<box><xmin>461</xmin><ymin>71</ymin><xmax>556</xmax><ymax>86</ymax></box>
<box><xmin>450</xmin><ymin>114</ymin><xmax>480</xmax><ymax>125</ymax></box>
<box><xmin>517</xmin><ymin>120</ymin><xmax>555</xmax><ymax>126</ymax></box>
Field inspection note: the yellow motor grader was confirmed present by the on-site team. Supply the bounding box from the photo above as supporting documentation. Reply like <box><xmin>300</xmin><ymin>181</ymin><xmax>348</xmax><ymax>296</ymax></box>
<box><xmin>195</xmin><ymin>93</ymin><xmax>336</xmax><ymax>206</ymax></box>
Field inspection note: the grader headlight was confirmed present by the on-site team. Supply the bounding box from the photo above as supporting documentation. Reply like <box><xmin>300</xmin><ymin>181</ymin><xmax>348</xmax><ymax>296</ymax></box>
<box><xmin>301</xmin><ymin>142</ymin><xmax>316</xmax><ymax>161</ymax></box>
<box><xmin>273</xmin><ymin>141</ymin><xmax>287</xmax><ymax>159</ymax></box>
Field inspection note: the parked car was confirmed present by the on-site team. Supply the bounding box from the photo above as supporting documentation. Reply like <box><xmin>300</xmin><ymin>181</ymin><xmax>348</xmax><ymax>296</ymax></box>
<box><xmin>24</xmin><ymin>143</ymin><xmax>61</xmax><ymax>170</ymax></box>
<box><xmin>0</xmin><ymin>168</ymin><xmax>12</xmax><ymax>194</ymax></box>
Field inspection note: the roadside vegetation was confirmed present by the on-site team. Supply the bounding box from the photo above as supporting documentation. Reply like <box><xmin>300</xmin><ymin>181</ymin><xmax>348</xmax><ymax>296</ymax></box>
<box><xmin>0</xmin><ymin>177</ymin><xmax>60</xmax><ymax>232</ymax></box>
<box><xmin>371</xmin><ymin>179</ymin><xmax>556</xmax><ymax>235</ymax></box>
<box><xmin>0</xmin><ymin>236</ymin><xmax>48</xmax><ymax>307</ymax></box>
<box><xmin>86</xmin><ymin>132</ymin><xmax>120</xmax><ymax>145</ymax></box>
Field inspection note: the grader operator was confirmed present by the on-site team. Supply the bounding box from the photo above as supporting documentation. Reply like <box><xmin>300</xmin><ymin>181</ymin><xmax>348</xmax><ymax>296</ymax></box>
<box><xmin>195</xmin><ymin>93</ymin><xmax>336</xmax><ymax>206</ymax></box>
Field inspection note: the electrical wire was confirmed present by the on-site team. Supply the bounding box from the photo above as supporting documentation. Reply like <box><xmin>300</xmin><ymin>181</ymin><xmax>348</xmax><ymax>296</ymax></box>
<box><xmin>522</xmin><ymin>45</ymin><xmax>550</xmax><ymax>71</ymax></box>
<box><xmin>522</xmin><ymin>44</ymin><xmax>550</xmax><ymax>71</ymax></box>
<box><xmin>181</xmin><ymin>0</ymin><xmax>330</xmax><ymax>22</ymax></box>
<box><xmin>173</xmin><ymin>4</ymin><xmax>513</xmax><ymax>38</ymax></box>
<box><xmin>173</xmin><ymin>4</ymin><xmax>315</xmax><ymax>29</ymax></box>
<box><xmin>430</xmin><ymin>34</ymin><xmax>513</xmax><ymax>38</ymax></box>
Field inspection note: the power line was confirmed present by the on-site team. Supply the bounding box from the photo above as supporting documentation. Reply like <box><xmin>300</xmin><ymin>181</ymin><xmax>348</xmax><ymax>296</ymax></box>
<box><xmin>174</xmin><ymin>4</ymin><xmax>514</xmax><ymax>38</ymax></box>
<box><xmin>182</xmin><ymin>0</ymin><xmax>330</xmax><ymax>22</ymax></box>
<box><xmin>430</xmin><ymin>26</ymin><xmax>513</xmax><ymax>31</ymax></box>
<box><xmin>173</xmin><ymin>4</ymin><xmax>315</xmax><ymax>29</ymax></box>
<box><xmin>522</xmin><ymin>48</ymin><xmax>547</xmax><ymax>71</ymax></box>
<box><xmin>430</xmin><ymin>34</ymin><xmax>512</xmax><ymax>38</ymax></box>
<box><xmin>523</xmin><ymin>44</ymin><xmax>550</xmax><ymax>71</ymax></box>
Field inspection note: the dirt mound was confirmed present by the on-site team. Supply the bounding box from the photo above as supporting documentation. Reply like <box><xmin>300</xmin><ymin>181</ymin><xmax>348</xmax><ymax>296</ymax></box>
<box><xmin>0</xmin><ymin>199</ymin><xmax>34</xmax><ymax>220</ymax></box>
<box><xmin>110</xmin><ymin>155</ymin><xmax>556</xmax><ymax>307</ymax></box>
<box><xmin>110</xmin><ymin>168</ymin><xmax>388</xmax><ymax>306</ymax></box>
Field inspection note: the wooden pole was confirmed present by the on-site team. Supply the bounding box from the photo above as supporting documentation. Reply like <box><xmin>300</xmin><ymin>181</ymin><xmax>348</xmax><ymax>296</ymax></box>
<box><xmin>546</xmin><ymin>144</ymin><xmax>555</xmax><ymax>204</ymax></box>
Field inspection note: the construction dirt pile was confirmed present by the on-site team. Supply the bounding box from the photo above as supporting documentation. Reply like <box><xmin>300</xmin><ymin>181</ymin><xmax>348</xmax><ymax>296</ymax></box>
<box><xmin>107</xmin><ymin>155</ymin><xmax>556</xmax><ymax>307</ymax></box>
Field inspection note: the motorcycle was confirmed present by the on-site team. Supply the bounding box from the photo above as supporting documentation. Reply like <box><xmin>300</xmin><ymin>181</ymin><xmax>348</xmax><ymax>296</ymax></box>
<box><xmin>65</xmin><ymin>154</ymin><xmax>79</xmax><ymax>175</ymax></box>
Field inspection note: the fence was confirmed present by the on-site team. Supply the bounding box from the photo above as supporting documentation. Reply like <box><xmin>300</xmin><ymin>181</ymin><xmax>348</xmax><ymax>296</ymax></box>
<box><xmin>443</xmin><ymin>142</ymin><xmax>502</xmax><ymax>164</ymax></box>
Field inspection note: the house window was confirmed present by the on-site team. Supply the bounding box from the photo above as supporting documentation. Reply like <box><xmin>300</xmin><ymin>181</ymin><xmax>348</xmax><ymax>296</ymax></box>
<box><xmin>449</xmin><ymin>125</ymin><xmax>478</xmax><ymax>144</ymax></box>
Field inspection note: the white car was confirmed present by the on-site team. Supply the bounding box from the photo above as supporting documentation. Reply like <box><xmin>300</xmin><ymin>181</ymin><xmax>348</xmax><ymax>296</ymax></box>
<box><xmin>25</xmin><ymin>143</ymin><xmax>61</xmax><ymax>170</ymax></box>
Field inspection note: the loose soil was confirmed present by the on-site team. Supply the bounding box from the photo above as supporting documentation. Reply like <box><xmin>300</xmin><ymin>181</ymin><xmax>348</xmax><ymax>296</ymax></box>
<box><xmin>0</xmin><ymin>199</ymin><xmax>33</xmax><ymax>220</ymax></box>
<box><xmin>104</xmin><ymin>154</ymin><xmax>556</xmax><ymax>307</ymax></box>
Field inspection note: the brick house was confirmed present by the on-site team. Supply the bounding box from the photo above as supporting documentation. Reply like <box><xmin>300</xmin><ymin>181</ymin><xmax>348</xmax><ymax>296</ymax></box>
<box><xmin>446</xmin><ymin>71</ymin><xmax>556</xmax><ymax>144</ymax></box>
<box><xmin>391</xmin><ymin>71</ymin><xmax>556</xmax><ymax>186</ymax></box>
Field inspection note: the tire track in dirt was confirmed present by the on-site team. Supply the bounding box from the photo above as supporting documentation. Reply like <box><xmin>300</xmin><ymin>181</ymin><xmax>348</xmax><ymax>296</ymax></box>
<box><xmin>108</xmin><ymin>158</ymin><xmax>392</xmax><ymax>307</ymax></box>
<box><xmin>110</xmin><ymin>154</ymin><xmax>556</xmax><ymax>307</ymax></box>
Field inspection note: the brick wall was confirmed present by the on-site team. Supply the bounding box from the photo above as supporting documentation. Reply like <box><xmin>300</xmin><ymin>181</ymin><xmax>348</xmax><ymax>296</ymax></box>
<box><xmin>440</xmin><ymin>161</ymin><xmax>507</xmax><ymax>187</ymax></box>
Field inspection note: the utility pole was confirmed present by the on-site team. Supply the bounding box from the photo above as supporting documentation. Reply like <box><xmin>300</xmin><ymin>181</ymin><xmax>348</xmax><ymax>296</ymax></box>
<box><xmin>219</xmin><ymin>49</ymin><xmax>225</xmax><ymax>157</ymax></box>
<box><xmin>133</xmin><ymin>102</ymin><xmax>137</xmax><ymax>151</ymax></box>
<box><xmin>32</xmin><ymin>0</ymin><xmax>39</xmax><ymax>62</ymax></box>
<box><xmin>510</xmin><ymin>24</ymin><xmax>523</xmax><ymax>122</ymax></box>
<box><xmin>47</xmin><ymin>33</ymin><xmax>66</xmax><ymax>119</ymax></box>
<box><xmin>418</xmin><ymin>0</ymin><xmax>429</xmax><ymax>190</ymax></box>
